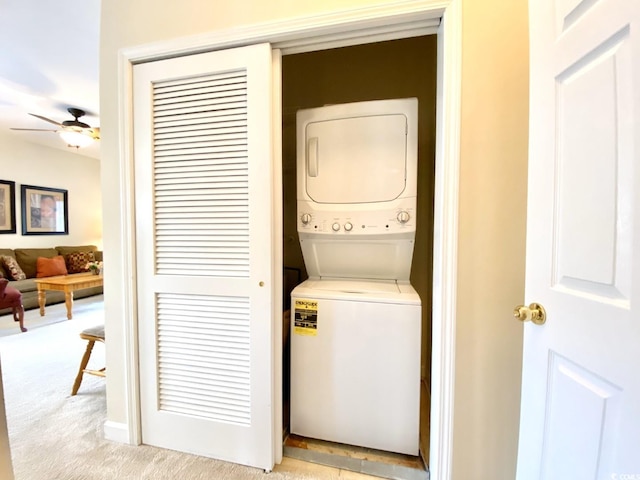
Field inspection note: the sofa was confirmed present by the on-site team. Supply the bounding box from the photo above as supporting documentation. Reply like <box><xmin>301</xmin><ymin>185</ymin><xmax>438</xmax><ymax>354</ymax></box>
<box><xmin>0</xmin><ymin>245</ymin><xmax>103</xmax><ymax>317</ymax></box>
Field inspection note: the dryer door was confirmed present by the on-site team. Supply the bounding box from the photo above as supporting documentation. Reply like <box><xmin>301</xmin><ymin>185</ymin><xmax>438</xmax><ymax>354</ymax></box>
<box><xmin>304</xmin><ymin>113</ymin><xmax>408</xmax><ymax>203</ymax></box>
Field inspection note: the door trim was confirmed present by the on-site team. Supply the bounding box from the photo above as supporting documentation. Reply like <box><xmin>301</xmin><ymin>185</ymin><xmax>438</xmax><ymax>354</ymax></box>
<box><xmin>116</xmin><ymin>1</ymin><xmax>461</xmax><ymax>478</ymax></box>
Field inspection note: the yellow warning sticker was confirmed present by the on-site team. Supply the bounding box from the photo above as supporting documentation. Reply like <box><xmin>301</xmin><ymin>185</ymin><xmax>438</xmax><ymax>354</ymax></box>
<box><xmin>294</xmin><ymin>299</ymin><xmax>318</xmax><ymax>336</ymax></box>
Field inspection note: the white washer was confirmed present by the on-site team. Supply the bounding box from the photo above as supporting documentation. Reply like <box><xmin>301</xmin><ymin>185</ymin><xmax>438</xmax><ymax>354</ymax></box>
<box><xmin>290</xmin><ymin>279</ymin><xmax>421</xmax><ymax>455</ymax></box>
<box><xmin>290</xmin><ymin>98</ymin><xmax>421</xmax><ymax>455</ymax></box>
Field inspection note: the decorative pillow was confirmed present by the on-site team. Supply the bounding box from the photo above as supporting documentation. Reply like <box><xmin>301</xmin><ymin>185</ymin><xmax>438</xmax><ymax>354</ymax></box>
<box><xmin>36</xmin><ymin>255</ymin><xmax>68</xmax><ymax>278</ymax></box>
<box><xmin>65</xmin><ymin>251</ymin><xmax>96</xmax><ymax>274</ymax></box>
<box><xmin>1</xmin><ymin>256</ymin><xmax>26</xmax><ymax>281</ymax></box>
<box><xmin>14</xmin><ymin>248</ymin><xmax>58</xmax><ymax>279</ymax></box>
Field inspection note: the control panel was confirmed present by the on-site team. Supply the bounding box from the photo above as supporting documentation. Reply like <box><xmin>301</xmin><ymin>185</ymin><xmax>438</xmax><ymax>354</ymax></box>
<box><xmin>297</xmin><ymin>202</ymin><xmax>417</xmax><ymax>234</ymax></box>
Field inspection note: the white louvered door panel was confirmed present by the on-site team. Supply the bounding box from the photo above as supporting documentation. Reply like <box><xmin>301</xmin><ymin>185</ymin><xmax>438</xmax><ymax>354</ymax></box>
<box><xmin>133</xmin><ymin>43</ymin><xmax>274</xmax><ymax>470</ymax></box>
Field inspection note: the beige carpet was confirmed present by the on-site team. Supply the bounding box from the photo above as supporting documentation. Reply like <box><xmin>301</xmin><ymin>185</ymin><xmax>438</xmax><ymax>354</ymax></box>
<box><xmin>0</xmin><ymin>297</ymin><xmax>368</xmax><ymax>480</ymax></box>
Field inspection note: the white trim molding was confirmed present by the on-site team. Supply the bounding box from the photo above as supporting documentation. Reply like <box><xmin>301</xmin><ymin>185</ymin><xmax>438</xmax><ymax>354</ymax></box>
<box><xmin>117</xmin><ymin>45</ymin><xmax>142</xmax><ymax>447</ymax></box>
<box><xmin>429</xmin><ymin>2</ymin><xmax>461</xmax><ymax>479</ymax></box>
<box><xmin>121</xmin><ymin>1</ymin><xmax>448</xmax><ymax>62</ymax></box>
<box><xmin>117</xmin><ymin>1</ymin><xmax>461</xmax><ymax>478</ymax></box>
<box><xmin>104</xmin><ymin>420</ymin><xmax>131</xmax><ymax>444</ymax></box>
<box><xmin>271</xmin><ymin>48</ymin><xmax>284</xmax><ymax>465</ymax></box>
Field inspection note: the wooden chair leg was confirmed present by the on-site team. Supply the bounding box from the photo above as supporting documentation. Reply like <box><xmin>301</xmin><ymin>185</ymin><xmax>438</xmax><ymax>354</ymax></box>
<box><xmin>72</xmin><ymin>340</ymin><xmax>96</xmax><ymax>396</ymax></box>
<box><xmin>12</xmin><ymin>305</ymin><xmax>26</xmax><ymax>333</ymax></box>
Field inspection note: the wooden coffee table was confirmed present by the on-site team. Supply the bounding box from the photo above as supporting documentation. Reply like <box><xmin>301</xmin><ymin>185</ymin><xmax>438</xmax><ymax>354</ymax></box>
<box><xmin>34</xmin><ymin>273</ymin><xmax>103</xmax><ymax>319</ymax></box>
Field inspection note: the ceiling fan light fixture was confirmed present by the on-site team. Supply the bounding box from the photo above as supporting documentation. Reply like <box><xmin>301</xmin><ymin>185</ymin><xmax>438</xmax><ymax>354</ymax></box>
<box><xmin>59</xmin><ymin>130</ymin><xmax>93</xmax><ymax>148</ymax></box>
<box><xmin>11</xmin><ymin>107</ymin><xmax>99</xmax><ymax>149</ymax></box>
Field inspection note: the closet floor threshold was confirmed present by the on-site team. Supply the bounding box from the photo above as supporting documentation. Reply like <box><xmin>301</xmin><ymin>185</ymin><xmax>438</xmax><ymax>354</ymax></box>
<box><xmin>283</xmin><ymin>434</ymin><xmax>429</xmax><ymax>480</ymax></box>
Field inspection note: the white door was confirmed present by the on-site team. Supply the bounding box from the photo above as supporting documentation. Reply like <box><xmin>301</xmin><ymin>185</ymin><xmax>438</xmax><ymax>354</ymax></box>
<box><xmin>133</xmin><ymin>43</ymin><xmax>275</xmax><ymax>470</ymax></box>
<box><xmin>517</xmin><ymin>1</ymin><xmax>640</xmax><ymax>479</ymax></box>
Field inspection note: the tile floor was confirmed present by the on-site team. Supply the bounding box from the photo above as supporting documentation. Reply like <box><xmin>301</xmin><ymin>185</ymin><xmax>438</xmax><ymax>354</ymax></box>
<box><xmin>274</xmin><ymin>456</ymin><xmax>382</xmax><ymax>479</ymax></box>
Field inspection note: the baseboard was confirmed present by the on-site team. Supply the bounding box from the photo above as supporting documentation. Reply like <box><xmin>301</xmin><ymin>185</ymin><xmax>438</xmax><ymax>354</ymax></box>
<box><xmin>103</xmin><ymin>420</ymin><xmax>131</xmax><ymax>444</ymax></box>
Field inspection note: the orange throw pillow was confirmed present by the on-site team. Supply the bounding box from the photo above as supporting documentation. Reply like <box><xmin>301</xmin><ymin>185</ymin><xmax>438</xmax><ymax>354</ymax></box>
<box><xmin>36</xmin><ymin>256</ymin><xmax>68</xmax><ymax>278</ymax></box>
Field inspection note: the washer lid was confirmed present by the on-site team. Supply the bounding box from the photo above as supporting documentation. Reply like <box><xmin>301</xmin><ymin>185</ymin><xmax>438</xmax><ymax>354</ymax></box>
<box><xmin>303</xmin><ymin>279</ymin><xmax>401</xmax><ymax>294</ymax></box>
<box><xmin>299</xmin><ymin>234</ymin><xmax>416</xmax><ymax>282</ymax></box>
<box><xmin>291</xmin><ymin>279</ymin><xmax>421</xmax><ymax>304</ymax></box>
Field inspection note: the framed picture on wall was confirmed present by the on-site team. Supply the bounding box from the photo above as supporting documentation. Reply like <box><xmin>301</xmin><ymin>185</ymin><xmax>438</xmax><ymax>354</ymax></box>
<box><xmin>0</xmin><ymin>180</ymin><xmax>16</xmax><ymax>234</ymax></box>
<box><xmin>21</xmin><ymin>184</ymin><xmax>69</xmax><ymax>235</ymax></box>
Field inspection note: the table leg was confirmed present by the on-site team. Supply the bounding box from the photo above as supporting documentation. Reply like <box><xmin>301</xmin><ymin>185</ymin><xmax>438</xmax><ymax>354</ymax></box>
<box><xmin>65</xmin><ymin>291</ymin><xmax>74</xmax><ymax>320</ymax></box>
<box><xmin>38</xmin><ymin>289</ymin><xmax>46</xmax><ymax>316</ymax></box>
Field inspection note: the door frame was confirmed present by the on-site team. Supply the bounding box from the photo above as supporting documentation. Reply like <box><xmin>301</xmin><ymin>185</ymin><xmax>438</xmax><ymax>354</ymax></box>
<box><xmin>116</xmin><ymin>1</ymin><xmax>461</xmax><ymax>478</ymax></box>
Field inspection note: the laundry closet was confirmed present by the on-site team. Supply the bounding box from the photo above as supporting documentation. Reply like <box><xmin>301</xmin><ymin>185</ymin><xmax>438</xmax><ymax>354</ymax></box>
<box><xmin>281</xmin><ymin>35</ymin><xmax>437</xmax><ymax>464</ymax></box>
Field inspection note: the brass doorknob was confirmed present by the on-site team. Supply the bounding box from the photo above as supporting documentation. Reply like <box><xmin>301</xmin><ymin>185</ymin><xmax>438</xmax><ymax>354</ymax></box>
<box><xmin>514</xmin><ymin>303</ymin><xmax>546</xmax><ymax>325</ymax></box>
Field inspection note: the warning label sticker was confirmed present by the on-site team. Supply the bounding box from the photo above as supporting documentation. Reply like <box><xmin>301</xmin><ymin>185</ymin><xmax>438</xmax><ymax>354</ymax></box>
<box><xmin>294</xmin><ymin>299</ymin><xmax>318</xmax><ymax>336</ymax></box>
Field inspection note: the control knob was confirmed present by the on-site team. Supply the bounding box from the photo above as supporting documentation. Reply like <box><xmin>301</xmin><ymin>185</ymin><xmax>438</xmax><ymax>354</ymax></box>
<box><xmin>332</xmin><ymin>222</ymin><xmax>341</xmax><ymax>232</ymax></box>
<box><xmin>397</xmin><ymin>211</ymin><xmax>411</xmax><ymax>224</ymax></box>
<box><xmin>344</xmin><ymin>222</ymin><xmax>353</xmax><ymax>232</ymax></box>
<box><xmin>300</xmin><ymin>213</ymin><xmax>312</xmax><ymax>225</ymax></box>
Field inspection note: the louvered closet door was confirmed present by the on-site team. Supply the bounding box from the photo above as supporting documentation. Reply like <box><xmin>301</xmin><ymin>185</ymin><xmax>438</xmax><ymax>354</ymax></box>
<box><xmin>133</xmin><ymin>43</ymin><xmax>274</xmax><ymax>469</ymax></box>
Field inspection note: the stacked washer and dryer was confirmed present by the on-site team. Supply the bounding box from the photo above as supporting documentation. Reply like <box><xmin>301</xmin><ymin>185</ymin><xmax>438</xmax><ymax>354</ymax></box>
<box><xmin>290</xmin><ymin>98</ymin><xmax>422</xmax><ymax>456</ymax></box>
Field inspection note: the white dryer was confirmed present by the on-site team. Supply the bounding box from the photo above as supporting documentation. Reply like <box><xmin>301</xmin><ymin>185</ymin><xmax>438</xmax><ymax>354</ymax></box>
<box><xmin>290</xmin><ymin>98</ymin><xmax>422</xmax><ymax>456</ymax></box>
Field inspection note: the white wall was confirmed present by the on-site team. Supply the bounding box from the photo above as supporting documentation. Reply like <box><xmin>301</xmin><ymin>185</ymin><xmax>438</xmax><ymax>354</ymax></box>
<box><xmin>100</xmin><ymin>1</ymin><xmax>528</xmax><ymax>478</ymax></box>
<box><xmin>0</xmin><ymin>133</ymin><xmax>102</xmax><ymax>249</ymax></box>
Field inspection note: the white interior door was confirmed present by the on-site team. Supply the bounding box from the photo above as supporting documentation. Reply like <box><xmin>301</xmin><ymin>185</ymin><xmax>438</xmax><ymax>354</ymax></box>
<box><xmin>517</xmin><ymin>1</ymin><xmax>640</xmax><ymax>478</ymax></box>
<box><xmin>133</xmin><ymin>43</ymin><xmax>275</xmax><ymax>470</ymax></box>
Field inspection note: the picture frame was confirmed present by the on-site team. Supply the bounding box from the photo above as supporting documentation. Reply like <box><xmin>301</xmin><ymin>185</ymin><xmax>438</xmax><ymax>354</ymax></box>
<box><xmin>0</xmin><ymin>180</ymin><xmax>16</xmax><ymax>234</ymax></box>
<box><xmin>21</xmin><ymin>184</ymin><xmax>69</xmax><ymax>235</ymax></box>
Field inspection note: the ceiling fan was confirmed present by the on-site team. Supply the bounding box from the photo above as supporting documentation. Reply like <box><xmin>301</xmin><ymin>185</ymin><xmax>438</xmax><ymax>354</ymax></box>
<box><xmin>10</xmin><ymin>107</ymin><xmax>100</xmax><ymax>148</ymax></box>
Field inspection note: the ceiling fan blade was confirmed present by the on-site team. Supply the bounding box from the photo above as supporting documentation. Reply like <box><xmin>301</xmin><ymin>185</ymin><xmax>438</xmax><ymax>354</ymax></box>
<box><xmin>29</xmin><ymin>113</ymin><xmax>63</xmax><ymax>127</ymax></box>
<box><xmin>10</xmin><ymin>128</ymin><xmax>58</xmax><ymax>132</ymax></box>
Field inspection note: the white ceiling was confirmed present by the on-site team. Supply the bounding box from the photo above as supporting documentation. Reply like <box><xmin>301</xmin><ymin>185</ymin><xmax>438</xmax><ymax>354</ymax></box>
<box><xmin>0</xmin><ymin>0</ymin><xmax>101</xmax><ymax>159</ymax></box>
